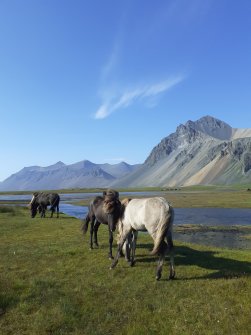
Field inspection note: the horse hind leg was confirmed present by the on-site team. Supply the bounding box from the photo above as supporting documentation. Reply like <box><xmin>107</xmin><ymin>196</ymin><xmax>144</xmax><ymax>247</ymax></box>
<box><xmin>167</xmin><ymin>239</ymin><xmax>175</xmax><ymax>280</ymax></box>
<box><xmin>155</xmin><ymin>241</ymin><xmax>167</xmax><ymax>281</ymax></box>
<box><xmin>89</xmin><ymin>219</ymin><xmax>95</xmax><ymax>250</ymax></box>
<box><xmin>50</xmin><ymin>205</ymin><xmax>56</xmax><ymax>218</ymax></box>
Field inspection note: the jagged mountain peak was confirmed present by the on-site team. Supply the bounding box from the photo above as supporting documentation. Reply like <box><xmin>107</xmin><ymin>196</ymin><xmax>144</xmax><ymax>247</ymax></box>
<box><xmin>69</xmin><ymin>160</ymin><xmax>96</xmax><ymax>170</ymax></box>
<box><xmin>184</xmin><ymin>115</ymin><xmax>232</xmax><ymax>140</ymax></box>
<box><xmin>145</xmin><ymin>117</ymin><xmax>214</xmax><ymax>167</ymax></box>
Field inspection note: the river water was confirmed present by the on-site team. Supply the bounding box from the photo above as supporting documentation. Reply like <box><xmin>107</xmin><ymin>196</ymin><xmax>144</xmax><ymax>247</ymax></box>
<box><xmin>58</xmin><ymin>204</ymin><xmax>251</xmax><ymax>249</ymax></box>
<box><xmin>1</xmin><ymin>192</ymin><xmax>251</xmax><ymax>249</ymax></box>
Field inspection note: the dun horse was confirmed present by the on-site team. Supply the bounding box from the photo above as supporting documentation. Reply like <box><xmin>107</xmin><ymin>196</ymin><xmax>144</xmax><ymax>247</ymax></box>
<box><xmin>82</xmin><ymin>189</ymin><xmax>121</xmax><ymax>259</ymax></box>
<box><xmin>110</xmin><ymin>197</ymin><xmax>175</xmax><ymax>280</ymax></box>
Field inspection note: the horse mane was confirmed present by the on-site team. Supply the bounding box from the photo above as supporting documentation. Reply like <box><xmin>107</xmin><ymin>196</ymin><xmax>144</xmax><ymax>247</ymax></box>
<box><xmin>103</xmin><ymin>189</ymin><xmax>120</xmax><ymax>214</ymax></box>
<box><xmin>93</xmin><ymin>196</ymin><xmax>104</xmax><ymax>206</ymax></box>
<box><xmin>28</xmin><ymin>192</ymin><xmax>39</xmax><ymax>207</ymax></box>
<box><xmin>120</xmin><ymin>198</ymin><xmax>132</xmax><ymax>215</ymax></box>
<box><xmin>116</xmin><ymin>198</ymin><xmax>132</xmax><ymax>242</ymax></box>
<box><xmin>121</xmin><ymin>198</ymin><xmax>131</xmax><ymax>206</ymax></box>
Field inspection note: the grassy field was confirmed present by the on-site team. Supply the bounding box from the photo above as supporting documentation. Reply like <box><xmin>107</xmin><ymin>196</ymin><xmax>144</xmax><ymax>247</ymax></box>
<box><xmin>0</xmin><ymin>205</ymin><xmax>251</xmax><ymax>335</ymax></box>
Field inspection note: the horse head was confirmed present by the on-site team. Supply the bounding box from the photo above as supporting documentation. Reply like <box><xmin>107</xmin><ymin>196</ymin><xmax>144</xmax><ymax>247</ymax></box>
<box><xmin>103</xmin><ymin>189</ymin><xmax>121</xmax><ymax>232</ymax></box>
<box><xmin>30</xmin><ymin>201</ymin><xmax>39</xmax><ymax>218</ymax></box>
<box><xmin>29</xmin><ymin>192</ymin><xmax>40</xmax><ymax>218</ymax></box>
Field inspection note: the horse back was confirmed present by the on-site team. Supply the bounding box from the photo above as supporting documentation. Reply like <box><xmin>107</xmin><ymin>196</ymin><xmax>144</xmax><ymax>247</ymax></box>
<box><xmin>125</xmin><ymin>197</ymin><xmax>172</xmax><ymax>231</ymax></box>
<box><xmin>91</xmin><ymin>197</ymin><xmax>108</xmax><ymax>225</ymax></box>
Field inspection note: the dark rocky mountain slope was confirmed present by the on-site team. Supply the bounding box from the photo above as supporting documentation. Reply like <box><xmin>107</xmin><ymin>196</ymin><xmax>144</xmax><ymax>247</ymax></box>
<box><xmin>112</xmin><ymin>116</ymin><xmax>251</xmax><ymax>187</ymax></box>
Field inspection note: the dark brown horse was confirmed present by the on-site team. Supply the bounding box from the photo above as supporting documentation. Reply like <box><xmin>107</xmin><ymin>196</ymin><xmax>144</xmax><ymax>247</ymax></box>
<box><xmin>29</xmin><ymin>192</ymin><xmax>60</xmax><ymax>218</ymax></box>
<box><xmin>82</xmin><ymin>189</ymin><xmax>121</xmax><ymax>259</ymax></box>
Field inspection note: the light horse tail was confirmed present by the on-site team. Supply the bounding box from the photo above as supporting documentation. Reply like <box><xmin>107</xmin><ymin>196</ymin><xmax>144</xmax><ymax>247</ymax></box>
<box><xmin>150</xmin><ymin>202</ymin><xmax>174</xmax><ymax>256</ymax></box>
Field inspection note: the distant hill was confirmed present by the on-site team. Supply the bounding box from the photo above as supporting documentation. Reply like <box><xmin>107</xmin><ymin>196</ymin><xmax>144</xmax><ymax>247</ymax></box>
<box><xmin>112</xmin><ymin>115</ymin><xmax>251</xmax><ymax>187</ymax></box>
<box><xmin>0</xmin><ymin>160</ymin><xmax>141</xmax><ymax>191</ymax></box>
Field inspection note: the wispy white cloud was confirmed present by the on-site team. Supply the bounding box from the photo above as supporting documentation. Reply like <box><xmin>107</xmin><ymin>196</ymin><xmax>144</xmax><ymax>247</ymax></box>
<box><xmin>94</xmin><ymin>75</ymin><xmax>185</xmax><ymax>119</ymax></box>
<box><xmin>100</xmin><ymin>43</ymin><xmax>120</xmax><ymax>83</ymax></box>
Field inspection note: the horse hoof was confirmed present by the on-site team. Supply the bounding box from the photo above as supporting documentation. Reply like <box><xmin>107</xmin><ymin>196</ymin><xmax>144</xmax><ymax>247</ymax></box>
<box><xmin>169</xmin><ymin>273</ymin><xmax>176</xmax><ymax>280</ymax></box>
<box><xmin>156</xmin><ymin>273</ymin><xmax>161</xmax><ymax>281</ymax></box>
<box><xmin>109</xmin><ymin>256</ymin><xmax>114</xmax><ymax>260</ymax></box>
<box><xmin>130</xmin><ymin>261</ymin><xmax>135</xmax><ymax>267</ymax></box>
<box><xmin>110</xmin><ymin>260</ymin><xmax>118</xmax><ymax>269</ymax></box>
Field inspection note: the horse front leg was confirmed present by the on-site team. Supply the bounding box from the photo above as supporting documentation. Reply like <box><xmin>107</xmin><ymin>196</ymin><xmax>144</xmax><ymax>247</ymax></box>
<box><xmin>124</xmin><ymin>235</ymin><xmax>131</xmax><ymax>262</ymax></box>
<box><xmin>108</xmin><ymin>229</ymin><xmax>114</xmax><ymax>259</ymax></box>
<box><xmin>93</xmin><ymin>220</ymin><xmax>100</xmax><ymax>248</ymax></box>
<box><xmin>110</xmin><ymin>228</ymin><xmax>132</xmax><ymax>269</ymax></box>
<box><xmin>41</xmin><ymin>207</ymin><xmax>46</xmax><ymax>218</ymax></box>
<box><xmin>130</xmin><ymin>231</ymin><xmax>138</xmax><ymax>267</ymax></box>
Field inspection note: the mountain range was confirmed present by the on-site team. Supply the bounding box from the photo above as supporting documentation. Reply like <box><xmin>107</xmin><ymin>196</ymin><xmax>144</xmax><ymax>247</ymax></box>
<box><xmin>0</xmin><ymin>161</ymin><xmax>140</xmax><ymax>191</ymax></box>
<box><xmin>1</xmin><ymin>115</ymin><xmax>251</xmax><ymax>191</ymax></box>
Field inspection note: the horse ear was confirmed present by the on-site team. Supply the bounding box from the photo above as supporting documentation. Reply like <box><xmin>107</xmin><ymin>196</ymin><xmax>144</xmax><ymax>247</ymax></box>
<box><xmin>121</xmin><ymin>198</ymin><xmax>132</xmax><ymax>206</ymax></box>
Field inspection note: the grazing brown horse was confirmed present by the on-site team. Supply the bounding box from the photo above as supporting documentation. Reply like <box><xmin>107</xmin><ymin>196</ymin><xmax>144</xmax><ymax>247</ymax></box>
<box><xmin>82</xmin><ymin>189</ymin><xmax>121</xmax><ymax>259</ymax></box>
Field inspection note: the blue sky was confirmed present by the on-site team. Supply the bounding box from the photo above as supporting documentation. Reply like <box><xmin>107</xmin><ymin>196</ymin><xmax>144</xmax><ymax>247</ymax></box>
<box><xmin>0</xmin><ymin>0</ymin><xmax>251</xmax><ymax>182</ymax></box>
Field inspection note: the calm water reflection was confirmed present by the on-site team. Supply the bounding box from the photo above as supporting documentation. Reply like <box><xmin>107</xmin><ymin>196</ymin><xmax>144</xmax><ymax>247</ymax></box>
<box><xmin>175</xmin><ymin>208</ymin><xmax>251</xmax><ymax>226</ymax></box>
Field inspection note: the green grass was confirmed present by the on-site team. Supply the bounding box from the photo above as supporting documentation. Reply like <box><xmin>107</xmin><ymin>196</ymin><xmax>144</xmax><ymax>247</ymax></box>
<box><xmin>0</xmin><ymin>206</ymin><xmax>251</xmax><ymax>335</ymax></box>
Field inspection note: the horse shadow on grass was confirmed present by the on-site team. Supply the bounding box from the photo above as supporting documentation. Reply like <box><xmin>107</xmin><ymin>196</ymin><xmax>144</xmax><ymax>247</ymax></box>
<box><xmin>134</xmin><ymin>244</ymin><xmax>251</xmax><ymax>280</ymax></box>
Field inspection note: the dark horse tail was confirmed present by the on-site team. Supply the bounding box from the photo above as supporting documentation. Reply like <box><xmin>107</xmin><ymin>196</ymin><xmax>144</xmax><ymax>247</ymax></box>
<box><xmin>82</xmin><ymin>212</ymin><xmax>91</xmax><ymax>234</ymax></box>
<box><xmin>50</xmin><ymin>194</ymin><xmax>60</xmax><ymax>211</ymax></box>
